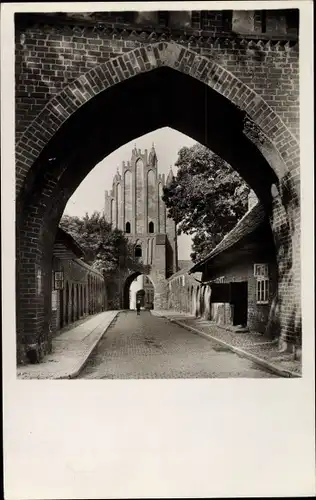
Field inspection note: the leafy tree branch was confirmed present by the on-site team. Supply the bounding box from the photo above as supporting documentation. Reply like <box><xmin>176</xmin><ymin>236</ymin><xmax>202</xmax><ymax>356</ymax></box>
<box><xmin>162</xmin><ymin>144</ymin><xmax>250</xmax><ymax>262</ymax></box>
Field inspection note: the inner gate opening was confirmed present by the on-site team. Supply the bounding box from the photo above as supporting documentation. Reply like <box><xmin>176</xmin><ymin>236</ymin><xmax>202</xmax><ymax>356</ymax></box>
<box><xmin>123</xmin><ymin>273</ymin><xmax>155</xmax><ymax>310</ymax></box>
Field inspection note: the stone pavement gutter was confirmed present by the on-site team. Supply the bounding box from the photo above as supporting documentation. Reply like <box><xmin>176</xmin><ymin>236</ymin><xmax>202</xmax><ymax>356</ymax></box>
<box><xmin>151</xmin><ymin>310</ymin><xmax>301</xmax><ymax>378</ymax></box>
<box><xmin>17</xmin><ymin>310</ymin><xmax>119</xmax><ymax>380</ymax></box>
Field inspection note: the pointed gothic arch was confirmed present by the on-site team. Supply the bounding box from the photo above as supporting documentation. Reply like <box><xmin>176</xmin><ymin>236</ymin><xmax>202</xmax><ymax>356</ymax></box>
<box><xmin>16</xmin><ymin>42</ymin><xmax>297</xmax><ymax>192</ymax></box>
<box><xmin>135</xmin><ymin>244</ymin><xmax>142</xmax><ymax>258</ymax></box>
<box><xmin>15</xmin><ymin>41</ymin><xmax>300</xmax><ymax>361</ymax></box>
<box><xmin>123</xmin><ymin>272</ymin><xmax>156</xmax><ymax>310</ymax></box>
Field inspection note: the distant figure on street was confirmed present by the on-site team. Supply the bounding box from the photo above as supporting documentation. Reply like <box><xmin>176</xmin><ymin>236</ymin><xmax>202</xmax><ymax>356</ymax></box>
<box><xmin>136</xmin><ymin>300</ymin><xmax>141</xmax><ymax>315</ymax></box>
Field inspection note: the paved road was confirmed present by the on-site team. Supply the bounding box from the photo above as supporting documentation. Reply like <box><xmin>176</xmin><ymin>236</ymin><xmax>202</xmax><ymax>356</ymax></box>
<box><xmin>78</xmin><ymin>311</ymin><xmax>277</xmax><ymax>379</ymax></box>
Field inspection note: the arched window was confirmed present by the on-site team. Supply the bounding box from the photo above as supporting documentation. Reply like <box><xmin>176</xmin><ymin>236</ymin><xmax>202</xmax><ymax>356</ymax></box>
<box><xmin>125</xmin><ymin>221</ymin><xmax>131</xmax><ymax>233</ymax></box>
<box><xmin>149</xmin><ymin>221</ymin><xmax>154</xmax><ymax>233</ymax></box>
<box><xmin>135</xmin><ymin>244</ymin><xmax>142</xmax><ymax>258</ymax></box>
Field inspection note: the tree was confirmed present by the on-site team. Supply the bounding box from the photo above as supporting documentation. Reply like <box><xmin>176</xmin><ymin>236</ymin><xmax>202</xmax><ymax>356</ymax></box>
<box><xmin>59</xmin><ymin>211</ymin><xmax>145</xmax><ymax>278</ymax></box>
<box><xmin>162</xmin><ymin>144</ymin><xmax>250</xmax><ymax>262</ymax></box>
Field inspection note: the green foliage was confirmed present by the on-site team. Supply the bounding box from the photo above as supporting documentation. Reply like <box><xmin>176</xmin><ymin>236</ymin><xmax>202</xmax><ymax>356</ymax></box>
<box><xmin>59</xmin><ymin>211</ymin><xmax>145</xmax><ymax>278</ymax></box>
<box><xmin>162</xmin><ymin>144</ymin><xmax>250</xmax><ymax>262</ymax></box>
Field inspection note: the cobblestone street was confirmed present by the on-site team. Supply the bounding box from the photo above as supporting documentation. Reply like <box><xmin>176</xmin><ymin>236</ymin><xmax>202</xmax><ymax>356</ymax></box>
<box><xmin>78</xmin><ymin>311</ymin><xmax>277</xmax><ymax>378</ymax></box>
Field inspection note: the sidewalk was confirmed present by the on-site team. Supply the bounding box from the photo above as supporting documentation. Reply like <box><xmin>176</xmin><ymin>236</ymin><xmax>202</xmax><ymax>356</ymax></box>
<box><xmin>17</xmin><ymin>310</ymin><xmax>119</xmax><ymax>379</ymax></box>
<box><xmin>151</xmin><ymin>310</ymin><xmax>302</xmax><ymax>378</ymax></box>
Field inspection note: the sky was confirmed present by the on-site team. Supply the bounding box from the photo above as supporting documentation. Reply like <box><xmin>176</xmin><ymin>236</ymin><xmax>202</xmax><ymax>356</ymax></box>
<box><xmin>64</xmin><ymin>127</ymin><xmax>196</xmax><ymax>260</ymax></box>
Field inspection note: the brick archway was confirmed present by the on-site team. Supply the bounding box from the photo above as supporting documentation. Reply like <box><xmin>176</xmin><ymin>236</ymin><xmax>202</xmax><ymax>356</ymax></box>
<box><xmin>16</xmin><ymin>41</ymin><xmax>298</xmax><ymax>197</ymax></box>
<box><xmin>16</xmin><ymin>41</ymin><xmax>300</xmax><ymax>363</ymax></box>
<box><xmin>122</xmin><ymin>272</ymin><xmax>157</xmax><ymax>310</ymax></box>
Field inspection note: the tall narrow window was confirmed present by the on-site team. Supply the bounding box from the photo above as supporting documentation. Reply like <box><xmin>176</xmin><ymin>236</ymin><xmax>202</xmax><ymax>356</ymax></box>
<box><xmin>254</xmin><ymin>263</ymin><xmax>269</xmax><ymax>304</ymax></box>
<box><xmin>125</xmin><ymin>221</ymin><xmax>131</xmax><ymax>233</ymax></box>
<box><xmin>135</xmin><ymin>244</ymin><xmax>142</xmax><ymax>258</ymax></box>
<box><xmin>149</xmin><ymin>221</ymin><xmax>154</xmax><ymax>233</ymax></box>
<box><xmin>256</xmin><ymin>278</ymin><xmax>269</xmax><ymax>304</ymax></box>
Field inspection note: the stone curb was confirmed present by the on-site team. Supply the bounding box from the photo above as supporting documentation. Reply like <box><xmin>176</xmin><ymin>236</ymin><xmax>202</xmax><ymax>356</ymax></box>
<box><xmin>154</xmin><ymin>313</ymin><xmax>300</xmax><ymax>378</ymax></box>
<box><xmin>56</xmin><ymin>311</ymin><xmax>120</xmax><ymax>380</ymax></box>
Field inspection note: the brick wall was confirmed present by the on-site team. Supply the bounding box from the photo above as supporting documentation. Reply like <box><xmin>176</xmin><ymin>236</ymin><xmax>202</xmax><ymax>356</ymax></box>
<box><xmin>15</xmin><ymin>17</ymin><xmax>299</xmax><ymax>143</ymax></box>
<box><xmin>166</xmin><ymin>271</ymin><xmax>202</xmax><ymax>315</ymax></box>
<box><xmin>15</xmin><ymin>11</ymin><xmax>300</xmax><ymax>360</ymax></box>
<box><xmin>165</xmin><ymin>239</ymin><xmax>279</xmax><ymax>335</ymax></box>
<box><xmin>203</xmin><ymin>259</ymin><xmax>277</xmax><ymax>334</ymax></box>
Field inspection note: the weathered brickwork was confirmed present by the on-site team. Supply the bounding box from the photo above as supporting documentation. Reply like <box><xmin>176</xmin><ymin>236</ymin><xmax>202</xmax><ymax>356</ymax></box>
<box><xmin>15</xmin><ymin>10</ymin><xmax>301</xmax><ymax>361</ymax></box>
<box><xmin>51</xmin><ymin>257</ymin><xmax>106</xmax><ymax>334</ymax></box>
<box><xmin>15</xmin><ymin>17</ymin><xmax>299</xmax><ymax>144</ymax></box>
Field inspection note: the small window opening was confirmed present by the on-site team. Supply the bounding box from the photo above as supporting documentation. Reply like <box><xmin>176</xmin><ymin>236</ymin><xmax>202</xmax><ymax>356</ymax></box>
<box><xmin>256</xmin><ymin>278</ymin><xmax>269</xmax><ymax>304</ymax></box>
<box><xmin>149</xmin><ymin>221</ymin><xmax>154</xmax><ymax>233</ymax></box>
<box><xmin>135</xmin><ymin>245</ymin><xmax>142</xmax><ymax>258</ymax></box>
<box><xmin>125</xmin><ymin>222</ymin><xmax>131</xmax><ymax>233</ymax></box>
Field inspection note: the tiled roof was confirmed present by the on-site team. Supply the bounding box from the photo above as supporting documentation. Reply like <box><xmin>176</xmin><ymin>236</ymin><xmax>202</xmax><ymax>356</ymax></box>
<box><xmin>54</xmin><ymin>227</ymin><xmax>85</xmax><ymax>260</ymax></box>
<box><xmin>189</xmin><ymin>203</ymin><xmax>266</xmax><ymax>273</ymax></box>
<box><xmin>54</xmin><ymin>229</ymin><xmax>104</xmax><ymax>276</ymax></box>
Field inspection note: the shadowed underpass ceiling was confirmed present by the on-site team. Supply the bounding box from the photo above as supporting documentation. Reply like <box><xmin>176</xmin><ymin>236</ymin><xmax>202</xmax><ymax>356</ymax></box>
<box><xmin>24</xmin><ymin>67</ymin><xmax>278</xmax><ymax>212</ymax></box>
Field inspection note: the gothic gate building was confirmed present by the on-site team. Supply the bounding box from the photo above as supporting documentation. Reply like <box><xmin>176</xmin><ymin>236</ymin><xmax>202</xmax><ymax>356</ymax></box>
<box><xmin>104</xmin><ymin>144</ymin><xmax>178</xmax><ymax>309</ymax></box>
